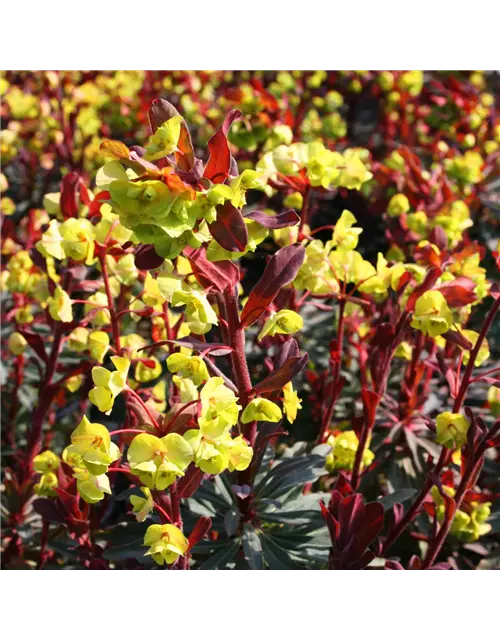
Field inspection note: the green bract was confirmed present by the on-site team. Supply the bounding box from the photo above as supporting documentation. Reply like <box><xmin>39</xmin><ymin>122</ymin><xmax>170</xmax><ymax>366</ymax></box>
<box><xmin>144</xmin><ymin>524</ymin><xmax>189</xmax><ymax>566</ymax></box>
<box><xmin>127</xmin><ymin>433</ymin><xmax>193</xmax><ymax>490</ymax></box>
<box><xmin>67</xmin><ymin>416</ymin><xmax>120</xmax><ymax>475</ymax></box>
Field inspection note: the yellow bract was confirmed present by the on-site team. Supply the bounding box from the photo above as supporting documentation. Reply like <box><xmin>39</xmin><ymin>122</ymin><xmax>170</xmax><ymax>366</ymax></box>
<box><xmin>144</xmin><ymin>523</ymin><xmax>189</xmax><ymax>566</ymax></box>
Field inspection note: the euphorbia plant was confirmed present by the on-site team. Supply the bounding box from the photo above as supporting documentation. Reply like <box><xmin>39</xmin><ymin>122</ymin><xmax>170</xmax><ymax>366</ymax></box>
<box><xmin>2</xmin><ymin>71</ymin><xmax>499</xmax><ymax>571</ymax></box>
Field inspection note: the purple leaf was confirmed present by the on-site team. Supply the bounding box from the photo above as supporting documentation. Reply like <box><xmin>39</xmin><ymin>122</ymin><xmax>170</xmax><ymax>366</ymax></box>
<box><xmin>253</xmin><ymin>353</ymin><xmax>309</xmax><ymax>394</ymax></box>
<box><xmin>209</xmin><ymin>201</ymin><xmax>248</xmax><ymax>252</ymax></box>
<box><xmin>244</xmin><ymin>209</ymin><xmax>300</xmax><ymax>229</ymax></box>
<box><xmin>241</xmin><ymin>244</ymin><xmax>305</xmax><ymax>327</ymax></box>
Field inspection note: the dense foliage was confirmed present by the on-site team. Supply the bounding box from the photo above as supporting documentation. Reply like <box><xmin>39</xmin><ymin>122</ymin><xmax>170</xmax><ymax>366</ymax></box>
<box><xmin>1</xmin><ymin>70</ymin><xmax>499</xmax><ymax>570</ymax></box>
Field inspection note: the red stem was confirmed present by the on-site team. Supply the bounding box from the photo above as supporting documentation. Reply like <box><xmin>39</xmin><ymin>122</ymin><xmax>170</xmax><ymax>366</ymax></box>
<box><xmin>97</xmin><ymin>249</ymin><xmax>121</xmax><ymax>354</ymax></box>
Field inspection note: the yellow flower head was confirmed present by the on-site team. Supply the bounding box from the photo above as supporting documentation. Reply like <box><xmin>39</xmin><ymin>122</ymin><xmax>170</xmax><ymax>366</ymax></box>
<box><xmin>144</xmin><ymin>523</ymin><xmax>189</xmax><ymax>566</ymax></box>
<box><xmin>67</xmin><ymin>415</ymin><xmax>120</xmax><ymax>475</ymax></box>
<box><xmin>411</xmin><ymin>291</ymin><xmax>453</xmax><ymax>338</ymax></box>
<box><xmin>88</xmin><ymin>356</ymin><xmax>130</xmax><ymax>414</ymax></box>
<box><xmin>33</xmin><ymin>450</ymin><xmax>60</xmax><ymax>474</ymax></box>
<box><xmin>198</xmin><ymin>377</ymin><xmax>241</xmax><ymax>438</ymax></box>
<box><xmin>435</xmin><ymin>412</ymin><xmax>470</xmax><ymax>449</ymax></box>
<box><xmin>228</xmin><ymin>436</ymin><xmax>253</xmax><ymax>472</ymax></box>
<box><xmin>127</xmin><ymin>433</ymin><xmax>193</xmax><ymax>490</ymax></box>
<box><xmin>332</xmin><ymin>210</ymin><xmax>362</xmax><ymax>251</ymax></box>
<box><xmin>258</xmin><ymin>309</ymin><xmax>303</xmax><ymax>342</ymax></box>
<box><xmin>48</xmin><ymin>287</ymin><xmax>73</xmax><ymax>323</ymax></box>
<box><xmin>88</xmin><ymin>330</ymin><xmax>110</xmax><ymax>362</ymax></box>
<box><xmin>167</xmin><ymin>353</ymin><xmax>209</xmax><ymax>387</ymax></box>
<box><xmin>241</xmin><ymin>398</ymin><xmax>282</xmax><ymax>424</ymax></box>
<box><xmin>325</xmin><ymin>430</ymin><xmax>374</xmax><ymax>472</ymax></box>
<box><xmin>283</xmin><ymin>382</ymin><xmax>302</xmax><ymax>424</ymax></box>
<box><xmin>135</xmin><ymin>356</ymin><xmax>163</xmax><ymax>383</ymax></box>
<box><xmin>171</xmin><ymin>289</ymin><xmax>218</xmax><ymax>335</ymax></box>
<box><xmin>8</xmin><ymin>332</ymin><xmax>27</xmax><ymax>356</ymax></box>
<box><xmin>74</xmin><ymin>468</ymin><xmax>112</xmax><ymax>504</ymax></box>
<box><xmin>130</xmin><ymin>487</ymin><xmax>154</xmax><ymax>522</ymax></box>
<box><xmin>144</xmin><ymin>116</ymin><xmax>183</xmax><ymax>161</ymax></box>
<box><xmin>68</xmin><ymin>327</ymin><xmax>89</xmax><ymax>352</ymax></box>
<box><xmin>387</xmin><ymin>194</ymin><xmax>410</xmax><ymax>218</ymax></box>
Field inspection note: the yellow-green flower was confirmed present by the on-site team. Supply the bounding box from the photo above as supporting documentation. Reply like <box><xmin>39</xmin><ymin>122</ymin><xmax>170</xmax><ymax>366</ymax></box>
<box><xmin>432</xmin><ymin>487</ymin><xmax>491</xmax><ymax>542</ymax></box>
<box><xmin>74</xmin><ymin>468</ymin><xmax>112</xmax><ymax>504</ymax></box>
<box><xmin>325</xmin><ymin>430</ymin><xmax>374</xmax><ymax>472</ymax></box>
<box><xmin>332</xmin><ymin>210</ymin><xmax>362</xmax><ymax>251</ymax></box>
<box><xmin>48</xmin><ymin>287</ymin><xmax>73</xmax><ymax>323</ymax></box>
<box><xmin>8</xmin><ymin>331</ymin><xmax>27</xmax><ymax>355</ymax></box>
<box><xmin>171</xmin><ymin>289</ymin><xmax>218</xmax><ymax>335</ymax></box>
<box><xmin>283</xmin><ymin>382</ymin><xmax>302</xmax><ymax>423</ymax></box>
<box><xmin>135</xmin><ymin>356</ymin><xmax>162</xmax><ymax>383</ymax></box>
<box><xmin>167</xmin><ymin>353</ymin><xmax>209</xmax><ymax>386</ymax></box>
<box><xmin>68</xmin><ymin>327</ymin><xmax>89</xmax><ymax>352</ymax></box>
<box><xmin>387</xmin><ymin>194</ymin><xmax>410</xmax><ymax>218</ymax></box>
<box><xmin>435</xmin><ymin>412</ymin><xmax>470</xmax><ymax>449</ymax></box>
<box><xmin>33</xmin><ymin>450</ymin><xmax>60</xmax><ymax>474</ymax></box>
<box><xmin>460</xmin><ymin>330</ymin><xmax>489</xmax><ymax>367</ymax></box>
<box><xmin>173</xmin><ymin>375</ymin><xmax>199</xmax><ymax>402</ymax></box>
<box><xmin>36</xmin><ymin>219</ymin><xmax>65</xmax><ymax>260</ymax></box>
<box><xmin>67</xmin><ymin>416</ymin><xmax>120</xmax><ymax>475</ymax></box>
<box><xmin>228</xmin><ymin>436</ymin><xmax>253</xmax><ymax>471</ymax></box>
<box><xmin>66</xmin><ymin>374</ymin><xmax>84</xmax><ymax>393</ymax></box>
<box><xmin>60</xmin><ymin>218</ymin><xmax>95</xmax><ymax>265</ymax></box>
<box><xmin>143</xmin><ymin>523</ymin><xmax>189</xmax><ymax>566</ymax></box>
<box><xmin>184</xmin><ymin>429</ymin><xmax>231</xmax><ymax>474</ymax></box>
<box><xmin>329</xmin><ymin>249</ymin><xmax>376</xmax><ymax>285</ymax></box>
<box><xmin>88</xmin><ymin>330</ymin><xmax>110</xmax><ymax>362</ymax></box>
<box><xmin>88</xmin><ymin>356</ymin><xmax>130</xmax><ymax>414</ymax></box>
<box><xmin>198</xmin><ymin>377</ymin><xmax>241</xmax><ymax>438</ymax></box>
<box><xmin>144</xmin><ymin>116</ymin><xmax>183</xmax><ymax>161</ymax></box>
<box><xmin>258</xmin><ymin>309</ymin><xmax>303</xmax><ymax>341</ymax></box>
<box><xmin>127</xmin><ymin>433</ymin><xmax>193</xmax><ymax>490</ymax></box>
<box><xmin>410</xmin><ymin>291</ymin><xmax>453</xmax><ymax>338</ymax></box>
<box><xmin>34</xmin><ymin>472</ymin><xmax>59</xmax><ymax>497</ymax></box>
<box><xmin>130</xmin><ymin>487</ymin><xmax>154</xmax><ymax>522</ymax></box>
<box><xmin>84</xmin><ymin>292</ymin><xmax>111</xmax><ymax>327</ymax></box>
<box><xmin>241</xmin><ymin>398</ymin><xmax>282</xmax><ymax>423</ymax></box>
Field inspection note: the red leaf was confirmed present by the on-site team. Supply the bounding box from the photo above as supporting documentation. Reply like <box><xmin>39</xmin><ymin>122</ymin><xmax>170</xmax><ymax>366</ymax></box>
<box><xmin>241</xmin><ymin>244</ymin><xmax>305</xmax><ymax>327</ymax></box>
<box><xmin>184</xmin><ymin>245</ymin><xmax>239</xmax><ymax>292</ymax></box>
<box><xmin>253</xmin><ymin>353</ymin><xmax>309</xmax><ymax>394</ymax></box>
<box><xmin>362</xmin><ymin>389</ymin><xmax>380</xmax><ymax>429</ymax></box>
<box><xmin>437</xmin><ymin>277</ymin><xmax>477</xmax><ymax>307</ymax></box>
<box><xmin>134</xmin><ymin>244</ymin><xmax>164</xmax><ymax>270</ymax></box>
<box><xmin>60</xmin><ymin>173</ymin><xmax>82</xmax><ymax>219</ymax></box>
<box><xmin>320</xmin><ymin>500</ymin><xmax>339</xmax><ymax>541</ymax></box>
<box><xmin>177</xmin><ymin>465</ymin><xmax>206</xmax><ymax>500</ymax></box>
<box><xmin>356</xmin><ymin>502</ymin><xmax>385</xmax><ymax>549</ymax></box>
<box><xmin>244</xmin><ymin>209</ymin><xmax>300</xmax><ymax>229</ymax></box>
<box><xmin>187</xmin><ymin>516</ymin><xmax>212</xmax><ymax>550</ymax></box>
<box><xmin>203</xmin><ymin>109</ymin><xmax>242</xmax><ymax>184</ymax></box>
<box><xmin>209</xmin><ymin>201</ymin><xmax>248</xmax><ymax>252</ymax></box>
<box><xmin>18</xmin><ymin>330</ymin><xmax>48</xmax><ymax>364</ymax></box>
<box><xmin>406</xmin><ymin>267</ymin><xmax>443</xmax><ymax>312</ymax></box>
